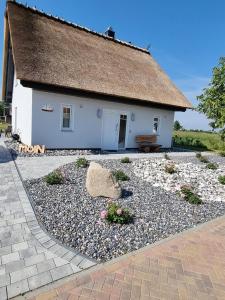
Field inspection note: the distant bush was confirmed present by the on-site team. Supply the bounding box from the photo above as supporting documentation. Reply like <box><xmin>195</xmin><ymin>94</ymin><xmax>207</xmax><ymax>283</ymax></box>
<box><xmin>45</xmin><ymin>171</ymin><xmax>64</xmax><ymax>185</ymax></box>
<box><xmin>173</xmin><ymin>135</ymin><xmax>207</xmax><ymax>149</ymax></box>
<box><xmin>113</xmin><ymin>170</ymin><xmax>130</xmax><ymax>181</ymax></box>
<box><xmin>76</xmin><ymin>158</ymin><xmax>89</xmax><ymax>168</ymax></box>
<box><xmin>218</xmin><ymin>175</ymin><xmax>225</xmax><ymax>185</ymax></box>
<box><xmin>121</xmin><ymin>157</ymin><xmax>131</xmax><ymax>163</ymax></box>
<box><xmin>206</xmin><ymin>162</ymin><xmax>218</xmax><ymax>170</ymax></box>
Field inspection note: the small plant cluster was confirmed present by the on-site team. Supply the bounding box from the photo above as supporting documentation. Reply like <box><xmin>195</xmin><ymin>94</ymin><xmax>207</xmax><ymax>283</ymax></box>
<box><xmin>76</xmin><ymin>157</ymin><xmax>89</xmax><ymax>168</ymax></box>
<box><xmin>121</xmin><ymin>157</ymin><xmax>131</xmax><ymax>163</ymax></box>
<box><xmin>219</xmin><ymin>151</ymin><xmax>225</xmax><ymax>157</ymax></box>
<box><xmin>196</xmin><ymin>152</ymin><xmax>209</xmax><ymax>163</ymax></box>
<box><xmin>45</xmin><ymin>171</ymin><xmax>64</xmax><ymax>185</ymax></box>
<box><xmin>164</xmin><ymin>153</ymin><xmax>171</xmax><ymax>160</ymax></box>
<box><xmin>165</xmin><ymin>163</ymin><xmax>176</xmax><ymax>174</ymax></box>
<box><xmin>113</xmin><ymin>170</ymin><xmax>130</xmax><ymax>181</ymax></box>
<box><xmin>180</xmin><ymin>185</ymin><xmax>202</xmax><ymax>205</ymax></box>
<box><xmin>206</xmin><ymin>162</ymin><xmax>218</xmax><ymax>170</ymax></box>
<box><xmin>100</xmin><ymin>202</ymin><xmax>133</xmax><ymax>224</ymax></box>
<box><xmin>218</xmin><ymin>175</ymin><xmax>225</xmax><ymax>185</ymax></box>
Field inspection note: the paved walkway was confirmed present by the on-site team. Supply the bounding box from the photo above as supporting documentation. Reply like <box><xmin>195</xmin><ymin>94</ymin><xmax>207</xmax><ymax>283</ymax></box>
<box><xmin>0</xmin><ymin>141</ymin><xmax>96</xmax><ymax>300</ymax></box>
<box><xmin>26</xmin><ymin>215</ymin><xmax>225</xmax><ymax>300</ymax></box>
<box><xmin>15</xmin><ymin>151</ymin><xmax>215</xmax><ymax>180</ymax></box>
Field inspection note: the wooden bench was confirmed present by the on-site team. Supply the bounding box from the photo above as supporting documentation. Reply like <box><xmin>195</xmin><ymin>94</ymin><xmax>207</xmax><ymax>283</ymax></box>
<box><xmin>135</xmin><ymin>135</ymin><xmax>161</xmax><ymax>152</ymax></box>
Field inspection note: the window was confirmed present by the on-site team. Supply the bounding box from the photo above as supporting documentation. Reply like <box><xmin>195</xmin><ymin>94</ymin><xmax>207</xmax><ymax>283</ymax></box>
<box><xmin>153</xmin><ymin>117</ymin><xmax>160</xmax><ymax>134</ymax></box>
<box><xmin>61</xmin><ymin>105</ymin><xmax>72</xmax><ymax>130</ymax></box>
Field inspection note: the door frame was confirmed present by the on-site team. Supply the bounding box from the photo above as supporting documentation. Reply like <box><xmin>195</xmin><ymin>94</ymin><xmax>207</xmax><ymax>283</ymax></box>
<box><xmin>101</xmin><ymin>109</ymin><xmax>129</xmax><ymax>150</ymax></box>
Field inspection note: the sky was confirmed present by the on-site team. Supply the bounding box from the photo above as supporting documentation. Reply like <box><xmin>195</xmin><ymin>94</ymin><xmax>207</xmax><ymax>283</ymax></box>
<box><xmin>0</xmin><ymin>0</ymin><xmax>225</xmax><ymax>130</ymax></box>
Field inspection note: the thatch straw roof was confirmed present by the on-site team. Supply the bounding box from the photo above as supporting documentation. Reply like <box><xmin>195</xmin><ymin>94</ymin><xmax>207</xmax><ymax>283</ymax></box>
<box><xmin>6</xmin><ymin>1</ymin><xmax>191</xmax><ymax>109</ymax></box>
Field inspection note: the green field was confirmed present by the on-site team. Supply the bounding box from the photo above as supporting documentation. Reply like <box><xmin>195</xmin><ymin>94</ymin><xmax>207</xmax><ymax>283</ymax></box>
<box><xmin>0</xmin><ymin>123</ymin><xmax>9</xmax><ymax>131</ymax></box>
<box><xmin>173</xmin><ymin>130</ymin><xmax>225</xmax><ymax>152</ymax></box>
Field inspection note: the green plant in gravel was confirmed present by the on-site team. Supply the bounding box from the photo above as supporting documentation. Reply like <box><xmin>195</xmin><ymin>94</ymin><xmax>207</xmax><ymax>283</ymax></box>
<box><xmin>180</xmin><ymin>185</ymin><xmax>202</xmax><ymax>205</ymax></box>
<box><xmin>165</xmin><ymin>163</ymin><xmax>176</xmax><ymax>174</ymax></box>
<box><xmin>121</xmin><ymin>157</ymin><xmax>131</xmax><ymax>163</ymax></box>
<box><xmin>164</xmin><ymin>153</ymin><xmax>171</xmax><ymax>160</ymax></box>
<box><xmin>76</xmin><ymin>157</ymin><xmax>89</xmax><ymax>168</ymax></box>
<box><xmin>196</xmin><ymin>152</ymin><xmax>202</xmax><ymax>159</ymax></box>
<box><xmin>103</xmin><ymin>202</ymin><xmax>133</xmax><ymax>224</ymax></box>
<box><xmin>218</xmin><ymin>175</ymin><xmax>225</xmax><ymax>185</ymax></box>
<box><xmin>219</xmin><ymin>151</ymin><xmax>225</xmax><ymax>157</ymax></box>
<box><xmin>45</xmin><ymin>171</ymin><xmax>64</xmax><ymax>185</ymax></box>
<box><xmin>113</xmin><ymin>170</ymin><xmax>130</xmax><ymax>181</ymax></box>
<box><xmin>199</xmin><ymin>156</ymin><xmax>209</xmax><ymax>163</ymax></box>
<box><xmin>206</xmin><ymin>162</ymin><xmax>218</xmax><ymax>170</ymax></box>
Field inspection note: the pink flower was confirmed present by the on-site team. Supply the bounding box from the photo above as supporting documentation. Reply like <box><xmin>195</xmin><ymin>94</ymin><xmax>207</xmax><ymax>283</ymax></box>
<box><xmin>116</xmin><ymin>208</ymin><xmax>123</xmax><ymax>215</ymax></box>
<box><xmin>100</xmin><ymin>210</ymin><xmax>108</xmax><ymax>219</ymax></box>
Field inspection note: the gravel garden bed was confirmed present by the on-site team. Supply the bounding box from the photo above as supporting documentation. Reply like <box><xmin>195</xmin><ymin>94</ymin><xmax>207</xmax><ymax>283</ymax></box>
<box><xmin>5</xmin><ymin>139</ymin><xmax>99</xmax><ymax>157</ymax></box>
<box><xmin>24</xmin><ymin>155</ymin><xmax>225</xmax><ymax>262</ymax></box>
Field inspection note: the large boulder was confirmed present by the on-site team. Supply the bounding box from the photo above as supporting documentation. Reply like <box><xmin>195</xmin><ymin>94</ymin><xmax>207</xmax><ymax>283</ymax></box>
<box><xmin>86</xmin><ymin>162</ymin><xmax>121</xmax><ymax>199</ymax></box>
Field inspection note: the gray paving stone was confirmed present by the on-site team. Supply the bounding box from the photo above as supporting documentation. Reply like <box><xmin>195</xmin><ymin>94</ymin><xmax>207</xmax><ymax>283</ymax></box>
<box><xmin>0</xmin><ymin>286</ymin><xmax>7</xmax><ymax>300</ymax></box>
<box><xmin>19</xmin><ymin>247</ymin><xmax>37</xmax><ymax>259</ymax></box>
<box><xmin>0</xmin><ymin>266</ymin><xmax>5</xmax><ymax>276</ymax></box>
<box><xmin>28</xmin><ymin>271</ymin><xmax>52</xmax><ymax>290</ymax></box>
<box><xmin>7</xmin><ymin>279</ymin><xmax>29</xmax><ymax>299</ymax></box>
<box><xmin>36</xmin><ymin>259</ymin><xmax>56</xmax><ymax>273</ymax></box>
<box><xmin>2</xmin><ymin>252</ymin><xmax>20</xmax><ymax>265</ymax></box>
<box><xmin>70</xmin><ymin>255</ymin><xmax>84</xmax><ymax>266</ymax></box>
<box><xmin>25</xmin><ymin>253</ymin><xmax>46</xmax><ymax>267</ymax></box>
<box><xmin>50</xmin><ymin>264</ymin><xmax>73</xmax><ymax>281</ymax></box>
<box><xmin>0</xmin><ymin>246</ymin><xmax>11</xmax><ymax>257</ymax></box>
<box><xmin>5</xmin><ymin>260</ymin><xmax>25</xmax><ymax>273</ymax></box>
<box><xmin>10</xmin><ymin>265</ymin><xmax>38</xmax><ymax>283</ymax></box>
<box><xmin>79</xmin><ymin>259</ymin><xmax>96</xmax><ymax>269</ymax></box>
<box><xmin>0</xmin><ymin>274</ymin><xmax>10</xmax><ymax>288</ymax></box>
<box><xmin>12</xmin><ymin>241</ymin><xmax>29</xmax><ymax>252</ymax></box>
<box><xmin>53</xmin><ymin>257</ymin><xmax>68</xmax><ymax>267</ymax></box>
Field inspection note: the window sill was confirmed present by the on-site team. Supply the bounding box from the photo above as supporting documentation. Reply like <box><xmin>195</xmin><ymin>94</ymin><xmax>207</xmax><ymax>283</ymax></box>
<box><xmin>61</xmin><ymin>128</ymin><xmax>73</xmax><ymax>132</ymax></box>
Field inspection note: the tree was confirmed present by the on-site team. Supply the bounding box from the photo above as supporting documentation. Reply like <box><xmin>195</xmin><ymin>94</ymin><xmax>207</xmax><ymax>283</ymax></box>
<box><xmin>174</xmin><ymin>120</ymin><xmax>182</xmax><ymax>131</ymax></box>
<box><xmin>0</xmin><ymin>102</ymin><xmax>5</xmax><ymax>116</ymax></box>
<box><xmin>209</xmin><ymin>121</ymin><xmax>216</xmax><ymax>132</ymax></box>
<box><xmin>197</xmin><ymin>57</ymin><xmax>225</xmax><ymax>133</ymax></box>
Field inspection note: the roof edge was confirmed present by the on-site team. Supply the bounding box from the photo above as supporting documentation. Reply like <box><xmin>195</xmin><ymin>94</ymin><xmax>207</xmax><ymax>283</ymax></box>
<box><xmin>7</xmin><ymin>0</ymin><xmax>150</xmax><ymax>55</ymax></box>
<box><xmin>20</xmin><ymin>80</ymin><xmax>189</xmax><ymax>111</ymax></box>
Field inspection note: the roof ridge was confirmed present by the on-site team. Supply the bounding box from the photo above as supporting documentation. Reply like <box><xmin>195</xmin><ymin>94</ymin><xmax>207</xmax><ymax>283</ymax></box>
<box><xmin>6</xmin><ymin>0</ymin><xmax>150</xmax><ymax>55</ymax></box>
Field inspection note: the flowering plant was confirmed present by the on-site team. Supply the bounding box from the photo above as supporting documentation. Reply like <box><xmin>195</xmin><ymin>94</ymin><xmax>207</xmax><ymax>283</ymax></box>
<box><xmin>100</xmin><ymin>202</ymin><xmax>133</xmax><ymax>224</ymax></box>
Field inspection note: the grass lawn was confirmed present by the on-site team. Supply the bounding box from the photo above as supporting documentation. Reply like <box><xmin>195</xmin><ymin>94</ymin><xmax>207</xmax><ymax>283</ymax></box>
<box><xmin>173</xmin><ymin>130</ymin><xmax>225</xmax><ymax>152</ymax></box>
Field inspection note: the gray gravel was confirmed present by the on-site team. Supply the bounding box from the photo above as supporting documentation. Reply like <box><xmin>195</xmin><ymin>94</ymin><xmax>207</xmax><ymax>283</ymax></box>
<box><xmin>24</xmin><ymin>158</ymin><xmax>225</xmax><ymax>262</ymax></box>
<box><xmin>5</xmin><ymin>139</ymin><xmax>99</xmax><ymax>157</ymax></box>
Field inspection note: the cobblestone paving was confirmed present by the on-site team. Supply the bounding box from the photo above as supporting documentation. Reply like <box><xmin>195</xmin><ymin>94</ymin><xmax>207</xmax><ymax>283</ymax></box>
<box><xmin>0</xmin><ymin>141</ymin><xmax>96</xmax><ymax>299</ymax></box>
<box><xmin>27</xmin><ymin>215</ymin><xmax>225</xmax><ymax>300</ymax></box>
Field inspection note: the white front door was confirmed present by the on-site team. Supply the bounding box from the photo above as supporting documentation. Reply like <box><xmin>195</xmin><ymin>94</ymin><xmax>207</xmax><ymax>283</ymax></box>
<box><xmin>102</xmin><ymin>109</ymin><xmax>119</xmax><ymax>150</ymax></box>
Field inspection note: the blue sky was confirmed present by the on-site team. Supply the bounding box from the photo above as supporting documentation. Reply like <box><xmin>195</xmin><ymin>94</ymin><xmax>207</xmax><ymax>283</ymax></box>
<box><xmin>1</xmin><ymin>0</ymin><xmax>225</xmax><ymax>130</ymax></box>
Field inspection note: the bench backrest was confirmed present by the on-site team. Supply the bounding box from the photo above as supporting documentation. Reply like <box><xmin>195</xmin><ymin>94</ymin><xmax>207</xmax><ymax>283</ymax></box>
<box><xmin>135</xmin><ymin>135</ymin><xmax>157</xmax><ymax>143</ymax></box>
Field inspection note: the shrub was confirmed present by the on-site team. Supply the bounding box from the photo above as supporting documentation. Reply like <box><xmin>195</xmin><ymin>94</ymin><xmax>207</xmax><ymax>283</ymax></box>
<box><xmin>100</xmin><ymin>202</ymin><xmax>133</xmax><ymax>224</ymax></box>
<box><xmin>121</xmin><ymin>157</ymin><xmax>131</xmax><ymax>163</ymax></box>
<box><xmin>219</xmin><ymin>151</ymin><xmax>225</xmax><ymax>157</ymax></box>
<box><xmin>164</xmin><ymin>153</ymin><xmax>171</xmax><ymax>160</ymax></box>
<box><xmin>76</xmin><ymin>157</ymin><xmax>89</xmax><ymax>168</ymax></box>
<box><xmin>199</xmin><ymin>156</ymin><xmax>209</xmax><ymax>163</ymax></box>
<box><xmin>113</xmin><ymin>170</ymin><xmax>130</xmax><ymax>181</ymax></box>
<box><xmin>206</xmin><ymin>162</ymin><xmax>218</xmax><ymax>170</ymax></box>
<box><xmin>196</xmin><ymin>152</ymin><xmax>202</xmax><ymax>159</ymax></box>
<box><xmin>218</xmin><ymin>175</ymin><xmax>225</xmax><ymax>185</ymax></box>
<box><xmin>180</xmin><ymin>185</ymin><xmax>202</xmax><ymax>205</ymax></box>
<box><xmin>165</xmin><ymin>163</ymin><xmax>176</xmax><ymax>174</ymax></box>
<box><xmin>45</xmin><ymin>171</ymin><xmax>64</xmax><ymax>185</ymax></box>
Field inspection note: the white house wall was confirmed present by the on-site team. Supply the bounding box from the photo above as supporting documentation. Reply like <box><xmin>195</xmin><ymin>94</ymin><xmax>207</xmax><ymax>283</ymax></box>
<box><xmin>32</xmin><ymin>90</ymin><xmax>175</xmax><ymax>149</ymax></box>
<box><xmin>11</xmin><ymin>77</ymin><xmax>32</xmax><ymax>145</ymax></box>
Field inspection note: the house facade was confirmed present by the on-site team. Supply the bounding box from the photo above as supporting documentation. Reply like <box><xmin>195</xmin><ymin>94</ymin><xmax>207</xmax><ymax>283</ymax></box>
<box><xmin>2</xmin><ymin>1</ymin><xmax>191</xmax><ymax>150</ymax></box>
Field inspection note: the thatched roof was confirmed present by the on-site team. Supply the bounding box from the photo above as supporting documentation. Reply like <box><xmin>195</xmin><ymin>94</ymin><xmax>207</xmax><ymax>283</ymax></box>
<box><xmin>6</xmin><ymin>1</ymin><xmax>191</xmax><ymax>109</ymax></box>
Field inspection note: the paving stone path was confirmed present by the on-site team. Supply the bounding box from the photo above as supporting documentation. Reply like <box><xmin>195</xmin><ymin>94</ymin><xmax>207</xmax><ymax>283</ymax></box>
<box><xmin>27</xmin><ymin>215</ymin><xmax>225</xmax><ymax>300</ymax></box>
<box><xmin>0</xmin><ymin>141</ymin><xmax>96</xmax><ymax>299</ymax></box>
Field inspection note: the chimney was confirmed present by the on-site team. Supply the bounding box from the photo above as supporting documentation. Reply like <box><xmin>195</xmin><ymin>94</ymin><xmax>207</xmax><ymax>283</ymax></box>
<box><xmin>105</xmin><ymin>26</ymin><xmax>115</xmax><ymax>39</ymax></box>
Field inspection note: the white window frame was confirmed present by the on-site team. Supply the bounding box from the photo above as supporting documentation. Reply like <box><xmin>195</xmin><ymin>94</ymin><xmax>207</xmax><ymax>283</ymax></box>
<box><xmin>61</xmin><ymin>104</ymin><xmax>73</xmax><ymax>131</ymax></box>
<box><xmin>153</xmin><ymin>116</ymin><xmax>160</xmax><ymax>135</ymax></box>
